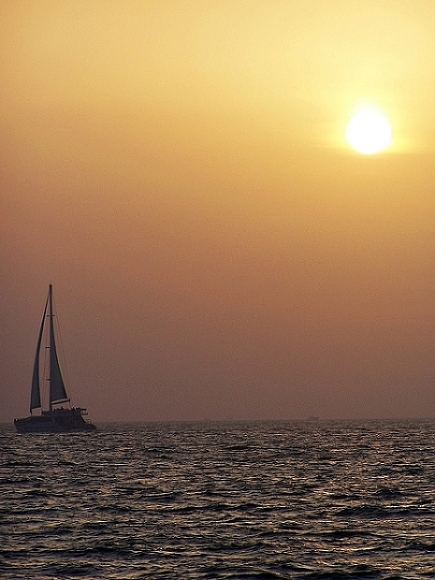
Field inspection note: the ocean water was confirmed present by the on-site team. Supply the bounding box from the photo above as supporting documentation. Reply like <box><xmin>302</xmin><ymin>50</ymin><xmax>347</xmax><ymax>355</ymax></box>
<box><xmin>1</xmin><ymin>419</ymin><xmax>435</xmax><ymax>579</ymax></box>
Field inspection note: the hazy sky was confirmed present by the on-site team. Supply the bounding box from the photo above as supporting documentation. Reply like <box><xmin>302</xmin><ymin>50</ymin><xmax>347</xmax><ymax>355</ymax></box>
<box><xmin>2</xmin><ymin>1</ymin><xmax>435</xmax><ymax>423</ymax></box>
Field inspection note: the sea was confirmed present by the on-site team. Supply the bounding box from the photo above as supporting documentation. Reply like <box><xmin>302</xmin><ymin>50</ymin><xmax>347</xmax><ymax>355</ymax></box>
<box><xmin>1</xmin><ymin>419</ymin><xmax>435</xmax><ymax>579</ymax></box>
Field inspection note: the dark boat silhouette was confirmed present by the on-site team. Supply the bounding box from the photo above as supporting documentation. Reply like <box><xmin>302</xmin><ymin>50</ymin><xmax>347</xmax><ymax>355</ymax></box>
<box><xmin>14</xmin><ymin>285</ymin><xmax>96</xmax><ymax>433</ymax></box>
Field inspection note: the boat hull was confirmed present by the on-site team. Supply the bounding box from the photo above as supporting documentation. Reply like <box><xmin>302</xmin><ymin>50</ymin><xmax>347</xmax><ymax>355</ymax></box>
<box><xmin>14</xmin><ymin>408</ymin><xmax>96</xmax><ymax>433</ymax></box>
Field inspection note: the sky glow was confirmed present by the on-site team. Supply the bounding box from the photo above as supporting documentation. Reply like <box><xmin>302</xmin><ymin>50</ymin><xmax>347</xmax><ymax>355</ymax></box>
<box><xmin>2</xmin><ymin>1</ymin><xmax>435</xmax><ymax>422</ymax></box>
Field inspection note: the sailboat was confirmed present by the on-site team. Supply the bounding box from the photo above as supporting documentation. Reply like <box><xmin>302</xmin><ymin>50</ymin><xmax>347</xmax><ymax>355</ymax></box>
<box><xmin>14</xmin><ymin>285</ymin><xmax>96</xmax><ymax>433</ymax></box>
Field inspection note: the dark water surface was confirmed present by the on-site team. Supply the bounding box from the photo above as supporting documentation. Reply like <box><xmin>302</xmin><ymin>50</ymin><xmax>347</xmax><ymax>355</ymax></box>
<box><xmin>1</xmin><ymin>419</ymin><xmax>435</xmax><ymax>579</ymax></box>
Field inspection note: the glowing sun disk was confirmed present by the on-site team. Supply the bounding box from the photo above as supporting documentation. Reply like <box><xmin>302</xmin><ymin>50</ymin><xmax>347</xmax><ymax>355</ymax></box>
<box><xmin>346</xmin><ymin>107</ymin><xmax>392</xmax><ymax>154</ymax></box>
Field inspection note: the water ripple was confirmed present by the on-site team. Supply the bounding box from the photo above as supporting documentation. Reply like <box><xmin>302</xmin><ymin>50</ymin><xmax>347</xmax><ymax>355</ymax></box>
<box><xmin>1</xmin><ymin>419</ymin><xmax>435</xmax><ymax>579</ymax></box>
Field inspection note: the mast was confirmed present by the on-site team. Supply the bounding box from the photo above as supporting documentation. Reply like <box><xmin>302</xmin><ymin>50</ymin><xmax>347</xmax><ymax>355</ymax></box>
<box><xmin>48</xmin><ymin>284</ymin><xmax>69</xmax><ymax>411</ymax></box>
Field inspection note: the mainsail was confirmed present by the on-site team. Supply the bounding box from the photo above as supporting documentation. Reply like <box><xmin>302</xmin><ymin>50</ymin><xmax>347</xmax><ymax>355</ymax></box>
<box><xmin>30</xmin><ymin>296</ymin><xmax>48</xmax><ymax>412</ymax></box>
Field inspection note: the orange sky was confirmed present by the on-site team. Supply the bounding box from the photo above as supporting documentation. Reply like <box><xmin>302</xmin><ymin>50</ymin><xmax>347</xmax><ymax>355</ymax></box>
<box><xmin>2</xmin><ymin>1</ymin><xmax>435</xmax><ymax>422</ymax></box>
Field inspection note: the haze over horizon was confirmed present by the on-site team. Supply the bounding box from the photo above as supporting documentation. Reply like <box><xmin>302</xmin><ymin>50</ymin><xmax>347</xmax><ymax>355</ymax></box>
<box><xmin>2</xmin><ymin>1</ymin><xmax>435</xmax><ymax>423</ymax></box>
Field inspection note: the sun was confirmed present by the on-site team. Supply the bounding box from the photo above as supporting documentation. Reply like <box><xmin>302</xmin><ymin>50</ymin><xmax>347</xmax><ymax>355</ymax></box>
<box><xmin>346</xmin><ymin>106</ymin><xmax>392</xmax><ymax>155</ymax></box>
